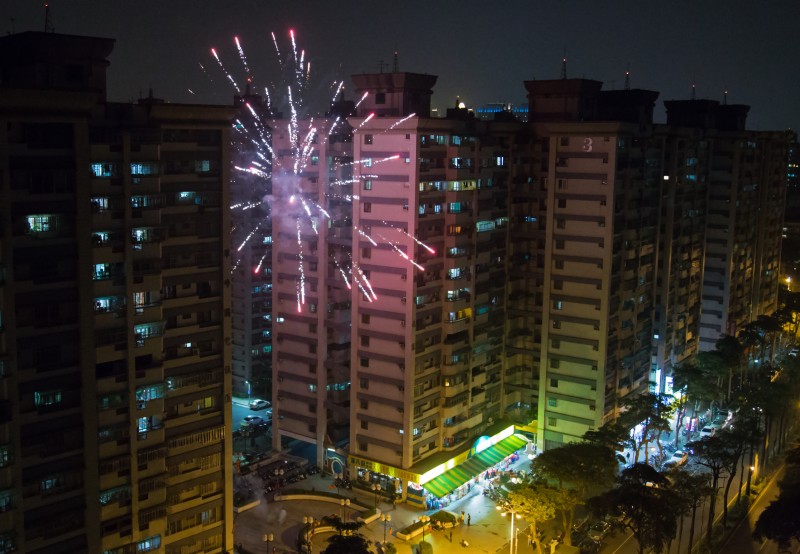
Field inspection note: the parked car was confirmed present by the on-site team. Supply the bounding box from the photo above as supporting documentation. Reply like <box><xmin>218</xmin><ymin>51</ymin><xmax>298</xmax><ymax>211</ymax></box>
<box><xmin>249</xmin><ymin>399</ymin><xmax>271</xmax><ymax>410</ymax></box>
<box><xmin>588</xmin><ymin>520</ymin><xmax>611</xmax><ymax>541</ymax></box>
<box><xmin>666</xmin><ymin>450</ymin><xmax>689</xmax><ymax>467</ymax></box>
<box><xmin>699</xmin><ymin>426</ymin><xmax>716</xmax><ymax>438</ymax></box>
<box><xmin>241</xmin><ymin>415</ymin><xmax>265</xmax><ymax>427</ymax></box>
<box><xmin>578</xmin><ymin>537</ymin><xmax>601</xmax><ymax>554</ymax></box>
<box><xmin>788</xmin><ymin>348</ymin><xmax>798</xmax><ymax>357</ymax></box>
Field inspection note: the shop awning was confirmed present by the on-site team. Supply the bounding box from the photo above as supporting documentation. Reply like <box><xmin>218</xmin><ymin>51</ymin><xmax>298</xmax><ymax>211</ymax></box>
<box><xmin>423</xmin><ymin>435</ymin><xmax>528</xmax><ymax>498</ymax></box>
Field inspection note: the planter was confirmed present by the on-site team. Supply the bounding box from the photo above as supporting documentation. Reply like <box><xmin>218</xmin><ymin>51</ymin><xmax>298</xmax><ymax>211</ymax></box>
<box><xmin>233</xmin><ymin>499</ymin><xmax>261</xmax><ymax>514</ymax></box>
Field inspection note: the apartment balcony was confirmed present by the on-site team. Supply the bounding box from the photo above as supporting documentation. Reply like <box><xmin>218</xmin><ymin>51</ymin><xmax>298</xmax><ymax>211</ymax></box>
<box><xmin>471</xmin><ymin>368</ymin><xmax>487</xmax><ymax>388</ymax></box>
<box><xmin>443</xmin><ymin>316</ymin><xmax>470</xmax><ymax>334</ymax></box>
<box><xmin>137</xmin><ymin>425</ymin><xmax>165</xmax><ymax>448</ymax></box>
<box><xmin>442</xmin><ymin>400</ymin><xmax>468</xmax><ymax>420</ymax></box>
<box><xmin>442</xmin><ymin>380</ymin><xmax>469</xmax><ymax>398</ymax></box>
<box><xmin>470</xmin><ymin>387</ymin><xmax>486</xmax><ymax>405</ymax></box>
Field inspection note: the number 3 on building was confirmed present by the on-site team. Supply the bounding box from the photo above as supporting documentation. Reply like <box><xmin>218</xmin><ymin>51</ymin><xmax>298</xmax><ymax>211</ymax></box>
<box><xmin>582</xmin><ymin>138</ymin><xmax>593</xmax><ymax>152</ymax></box>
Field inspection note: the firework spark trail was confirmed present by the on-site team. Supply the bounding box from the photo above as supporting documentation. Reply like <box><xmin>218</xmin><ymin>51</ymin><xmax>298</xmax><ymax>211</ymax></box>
<box><xmin>387</xmin><ymin>112</ymin><xmax>416</xmax><ymax>131</ymax></box>
<box><xmin>234</xmin><ymin>36</ymin><xmax>250</xmax><ymax>75</ymax></box>
<box><xmin>211</xmin><ymin>47</ymin><xmax>241</xmax><ymax>93</ymax></box>
<box><xmin>330</xmin><ymin>81</ymin><xmax>344</xmax><ymax>103</ymax></box>
<box><xmin>394</xmin><ymin>225</ymin><xmax>436</xmax><ymax>254</ymax></box>
<box><xmin>376</xmin><ymin>232</ymin><xmax>425</xmax><ymax>271</ymax></box>
<box><xmin>333</xmin><ymin>259</ymin><xmax>351</xmax><ymax>290</ymax></box>
<box><xmin>296</xmin><ymin>217</ymin><xmax>306</xmax><ymax>312</ymax></box>
<box><xmin>355</xmin><ymin>226</ymin><xmax>378</xmax><ymax>247</ymax></box>
<box><xmin>271</xmin><ymin>32</ymin><xmax>281</xmax><ymax>60</ymax></box>
<box><xmin>355</xmin><ymin>112</ymin><xmax>375</xmax><ymax>132</ymax></box>
<box><xmin>254</xmin><ymin>253</ymin><xmax>268</xmax><ymax>274</ymax></box>
<box><xmin>237</xmin><ymin>222</ymin><xmax>262</xmax><ymax>252</ymax></box>
<box><xmin>354</xmin><ymin>91</ymin><xmax>369</xmax><ymax>110</ymax></box>
<box><xmin>353</xmin><ymin>263</ymin><xmax>378</xmax><ymax>300</ymax></box>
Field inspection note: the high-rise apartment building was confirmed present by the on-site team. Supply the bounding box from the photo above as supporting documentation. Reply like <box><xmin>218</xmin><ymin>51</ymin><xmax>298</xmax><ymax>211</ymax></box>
<box><xmin>0</xmin><ymin>32</ymin><xmax>235</xmax><ymax>553</ymax></box>
<box><xmin>271</xmin><ymin>69</ymin><xmax>787</xmax><ymax>505</ymax></box>
<box><xmin>230</xmin><ymin>89</ymin><xmax>274</xmax><ymax>400</ymax></box>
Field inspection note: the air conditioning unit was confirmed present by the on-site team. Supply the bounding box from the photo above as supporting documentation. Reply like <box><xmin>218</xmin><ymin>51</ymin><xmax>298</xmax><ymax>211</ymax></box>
<box><xmin>400</xmin><ymin>274</ymin><xmax>407</xmax><ymax>280</ymax></box>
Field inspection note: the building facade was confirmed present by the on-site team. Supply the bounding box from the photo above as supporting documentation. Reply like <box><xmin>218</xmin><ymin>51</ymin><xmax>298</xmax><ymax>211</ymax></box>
<box><xmin>0</xmin><ymin>32</ymin><xmax>235</xmax><ymax>554</ymax></box>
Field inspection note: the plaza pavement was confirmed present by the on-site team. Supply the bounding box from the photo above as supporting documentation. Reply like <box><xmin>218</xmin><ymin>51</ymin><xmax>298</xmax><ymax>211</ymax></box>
<box><xmin>233</xmin><ymin>457</ymin><xmax>557</xmax><ymax>554</ymax></box>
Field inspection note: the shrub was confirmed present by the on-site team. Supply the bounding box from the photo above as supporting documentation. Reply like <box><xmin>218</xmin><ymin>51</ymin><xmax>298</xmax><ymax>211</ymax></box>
<box><xmin>384</xmin><ymin>543</ymin><xmax>397</xmax><ymax>554</ymax></box>
<box><xmin>417</xmin><ymin>541</ymin><xmax>433</xmax><ymax>554</ymax></box>
<box><xmin>429</xmin><ymin>510</ymin><xmax>456</xmax><ymax>524</ymax></box>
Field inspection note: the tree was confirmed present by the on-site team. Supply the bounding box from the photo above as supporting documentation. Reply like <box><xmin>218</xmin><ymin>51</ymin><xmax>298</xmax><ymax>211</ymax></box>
<box><xmin>716</xmin><ymin>335</ymin><xmax>745</xmax><ymax>401</ymax></box>
<box><xmin>754</xmin><ymin>446</ymin><xmax>800</xmax><ymax>550</ymax></box>
<box><xmin>687</xmin><ymin>432</ymin><xmax>739</xmax><ymax>546</ymax></box>
<box><xmin>321</xmin><ymin>534</ymin><xmax>372</xmax><ymax>554</ymax></box>
<box><xmin>668</xmin><ymin>469</ymin><xmax>713</xmax><ymax>554</ymax></box>
<box><xmin>584</xmin><ymin>420</ymin><xmax>635</xmax><ymax>454</ymax></box>
<box><xmin>617</xmin><ymin>392</ymin><xmax>674</xmax><ymax>463</ymax></box>
<box><xmin>531</xmin><ymin>442</ymin><xmax>618</xmax><ymax>544</ymax></box>
<box><xmin>588</xmin><ymin>463</ymin><xmax>680</xmax><ymax>554</ymax></box>
<box><xmin>671</xmin><ymin>362</ymin><xmax>717</xmax><ymax>445</ymax></box>
<box><xmin>508</xmin><ymin>484</ymin><xmax>558</xmax><ymax>553</ymax></box>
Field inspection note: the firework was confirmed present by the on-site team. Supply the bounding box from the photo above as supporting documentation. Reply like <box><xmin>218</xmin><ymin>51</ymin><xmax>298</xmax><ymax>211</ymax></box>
<box><xmin>209</xmin><ymin>30</ymin><xmax>426</xmax><ymax>311</ymax></box>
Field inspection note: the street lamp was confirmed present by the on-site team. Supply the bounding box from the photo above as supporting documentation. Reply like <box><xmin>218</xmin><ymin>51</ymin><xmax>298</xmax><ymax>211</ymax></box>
<box><xmin>339</xmin><ymin>498</ymin><xmax>350</xmax><ymax>521</ymax></box>
<box><xmin>303</xmin><ymin>516</ymin><xmax>315</xmax><ymax>554</ymax></box>
<box><xmin>333</xmin><ymin>472</ymin><xmax>343</xmax><ymax>495</ymax></box>
<box><xmin>262</xmin><ymin>532</ymin><xmax>274</xmax><ymax>554</ymax></box>
<box><xmin>419</xmin><ymin>515</ymin><xmax>430</xmax><ymax>544</ymax></box>
<box><xmin>246</xmin><ymin>380</ymin><xmax>251</xmax><ymax>400</ymax></box>
<box><xmin>371</xmin><ymin>483</ymin><xmax>382</xmax><ymax>509</ymax></box>
<box><xmin>274</xmin><ymin>468</ymin><xmax>284</xmax><ymax>494</ymax></box>
<box><xmin>497</xmin><ymin>504</ymin><xmax>522</xmax><ymax>554</ymax></box>
<box><xmin>380</xmin><ymin>513</ymin><xmax>392</xmax><ymax>543</ymax></box>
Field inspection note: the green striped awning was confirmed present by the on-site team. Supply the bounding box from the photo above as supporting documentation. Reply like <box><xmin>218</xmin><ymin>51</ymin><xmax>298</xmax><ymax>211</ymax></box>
<box><xmin>423</xmin><ymin>435</ymin><xmax>528</xmax><ymax>498</ymax></box>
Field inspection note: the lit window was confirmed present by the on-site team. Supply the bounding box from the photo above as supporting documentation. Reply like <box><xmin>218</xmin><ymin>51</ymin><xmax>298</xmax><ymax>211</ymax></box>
<box><xmin>34</xmin><ymin>390</ymin><xmax>62</xmax><ymax>407</ymax></box>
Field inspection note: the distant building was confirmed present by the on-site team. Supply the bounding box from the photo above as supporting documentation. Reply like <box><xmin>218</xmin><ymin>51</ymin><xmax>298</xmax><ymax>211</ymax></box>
<box><xmin>474</xmin><ymin>102</ymin><xmax>529</xmax><ymax>122</ymax></box>
<box><xmin>0</xmin><ymin>32</ymin><xmax>235</xmax><ymax>554</ymax></box>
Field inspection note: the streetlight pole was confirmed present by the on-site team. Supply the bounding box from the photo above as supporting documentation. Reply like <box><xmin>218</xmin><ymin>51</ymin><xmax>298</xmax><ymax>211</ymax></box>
<box><xmin>274</xmin><ymin>468</ymin><xmax>284</xmax><ymax>494</ymax></box>
<box><xmin>263</xmin><ymin>532</ymin><xmax>273</xmax><ymax>554</ymax></box>
<box><xmin>303</xmin><ymin>516</ymin><xmax>315</xmax><ymax>554</ymax></box>
<box><xmin>380</xmin><ymin>513</ymin><xmax>392</xmax><ymax>544</ymax></box>
<box><xmin>419</xmin><ymin>515</ymin><xmax>430</xmax><ymax>544</ymax></box>
<box><xmin>246</xmin><ymin>380</ymin><xmax>251</xmax><ymax>401</ymax></box>
<box><xmin>371</xmin><ymin>483</ymin><xmax>382</xmax><ymax>509</ymax></box>
<box><xmin>339</xmin><ymin>498</ymin><xmax>350</xmax><ymax>521</ymax></box>
<box><xmin>333</xmin><ymin>472</ymin><xmax>342</xmax><ymax>495</ymax></box>
<box><xmin>497</xmin><ymin>504</ymin><xmax>521</xmax><ymax>554</ymax></box>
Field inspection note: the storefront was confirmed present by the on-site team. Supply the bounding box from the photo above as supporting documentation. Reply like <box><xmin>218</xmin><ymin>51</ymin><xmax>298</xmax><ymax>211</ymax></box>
<box><xmin>347</xmin><ymin>425</ymin><xmax>530</xmax><ymax>509</ymax></box>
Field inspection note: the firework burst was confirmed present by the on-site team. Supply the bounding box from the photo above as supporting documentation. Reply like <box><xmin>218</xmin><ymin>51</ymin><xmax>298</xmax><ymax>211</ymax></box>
<box><xmin>206</xmin><ymin>30</ymin><xmax>433</xmax><ymax>311</ymax></box>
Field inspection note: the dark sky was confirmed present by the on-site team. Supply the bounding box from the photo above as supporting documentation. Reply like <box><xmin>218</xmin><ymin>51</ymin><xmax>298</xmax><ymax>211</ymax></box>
<box><xmin>4</xmin><ymin>0</ymin><xmax>799</xmax><ymax>131</ymax></box>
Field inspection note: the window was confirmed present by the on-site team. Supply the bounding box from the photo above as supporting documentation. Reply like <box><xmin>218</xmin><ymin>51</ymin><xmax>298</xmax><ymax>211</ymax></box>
<box><xmin>550</xmin><ymin>378</ymin><xmax>559</xmax><ymax>388</ymax></box>
<box><xmin>557</xmin><ymin>219</ymin><xmax>565</xmax><ymax>229</ymax></box>
<box><xmin>34</xmin><ymin>390</ymin><xmax>62</xmax><ymax>407</ymax></box>
<box><xmin>551</xmin><ymin>359</ymin><xmax>560</xmax><ymax>369</ymax></box>
<box><xmin>553</xmin><ymin>300</ymin><xmax>563</xmax><ymax>310</ymax></box>
<box><xmin>361</xmin><ymin>314</ymin><xmax>370</xmax><ymax>324</ymax></box>
<box><xmin>360</xmin><ymin>400</ymin><xmax>369</xmax><ymax>409</ymax></box>
<box><xmin>364</xmin><ymin>134</ymin><xmax>373</xmax><ymax>145</ymax></box>
<box><xmin>375</xmin><ymin>93</ymin><xmax>386</xmax><ymax>104</ymax></box>
<box><xmin>311</xmin><ymin>155</ymin><xmax>319</xmax><ymax>166</ymax></box>
<box><xmin>361</xmin><ymin>420</ymin><xmax>368</xmax><ymax>430</ymax></box>
<box><xmin>361</xmin><ymin>335</ymin><xmax>370</xmax><ymax>347</ymax></box>
<box><xmin>360</xmin><ymin>358</ymin><xmax>369</xmax><ymax>369</ymax></box>
<box><xmin>362</xmin><ymin>247</ymin><xmax>371</xmax><ymax>259</ymax></box>
<box><xmin>548</xmin><ymin>398</ymin><xmax>558</xmax><ymax>407</ymax></box>
<box><xmin>548</xmin><ymin>417</ymin><xmax>557</xmax><ymax>426</ymax></box>
<box><xmin>364</xmin><ymin>179</ymin><xmax>372</xmax><ymax>191</ymax></box>
<box><xmin>555</xmin><ymin>260</ymin><xmax>564</xmax><ymax>270</ymax></box>
<box><xmin>554</xmin><ymin>280</ymin><xmax>563</xmax><ymax>290</ymax></box>
<box><xmin>26</xmin><ymin>214</ymin><xmax>56</xmax><ymax>234</ymax></box>
<box><xmin>552</xmin><ymin>320</ymin><xmax>561</xmax><ymax>329</ymax></box>
<box><xmin>363</xmin><ymin>202</ymin><xmax>372</xmax><ymax>213</ymax></box>
<box><xmin>0</xmin><ymin>445</ymin><xmax>11</xmax><ymax>468</ymax></box>
<box><xmin>555</xmin><ymin>240</ymin><xmax>564</xmax><ymax>249</ymax></box>
<box><xmin>558</xmin><ymin>199</ymin><xmax>566</xmax><ymax>209</ymax></box>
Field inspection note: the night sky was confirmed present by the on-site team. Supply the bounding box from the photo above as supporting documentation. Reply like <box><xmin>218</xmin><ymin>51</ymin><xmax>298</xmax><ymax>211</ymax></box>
<box><xmin>4</xmin><ymin>0</ymin><xmax>799</xmax><ymax>131</ymax></box>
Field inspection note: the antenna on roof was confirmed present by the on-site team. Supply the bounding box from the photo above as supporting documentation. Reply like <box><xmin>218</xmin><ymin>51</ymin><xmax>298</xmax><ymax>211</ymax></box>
<box><xmin>691</xmin><ymin>82</ymin><xmax>696</xmax><ymax>100</ymax></box>
<box><xmin>44</xmin><ymin>2</ymin><xmax>54</xmax><ymax>33</ymax></box>
<box><xmin>560</xmin><ymin>51</ymin><xmax>567</xmax><ymax>80</ymax></box>
<box><xmin>377</xmin><ymin>59</ymin><xmax>387</xmax><ymax>73</ymax></box>
<box><xmin>624</xmin><ymin>65</ymin><xmax>631</xmax><ymax>91</ymax></box>
<box><xmin>723</xmin><ymin>85</ymin><xmax>728</xmax><ymax>105</ymax></box>
<box><xmin>393</xmin><ymin>49</ymin><xmax>399</xmax><ymax>73</ymax></box>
